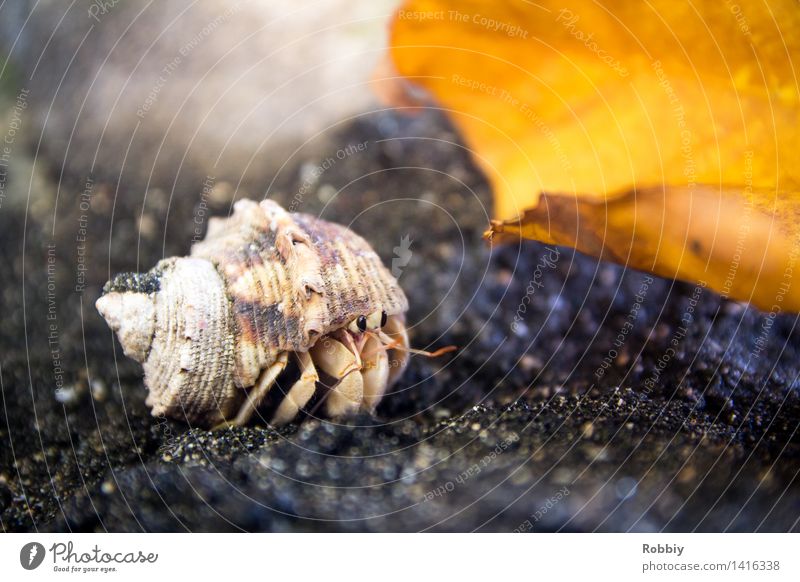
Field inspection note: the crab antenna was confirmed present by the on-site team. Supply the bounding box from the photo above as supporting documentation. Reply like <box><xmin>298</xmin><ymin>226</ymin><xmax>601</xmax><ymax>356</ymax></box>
<box><xmin>375</xmin><ymin>330</ymin><xmax>457</xmax><ymax>358</ymax></box>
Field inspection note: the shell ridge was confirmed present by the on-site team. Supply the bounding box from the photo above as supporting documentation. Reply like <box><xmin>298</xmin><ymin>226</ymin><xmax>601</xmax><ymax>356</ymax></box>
<box><xmin>260</xmin><ymin>200</ymin><xmax>327</xmax><ymax>346</ymax></box>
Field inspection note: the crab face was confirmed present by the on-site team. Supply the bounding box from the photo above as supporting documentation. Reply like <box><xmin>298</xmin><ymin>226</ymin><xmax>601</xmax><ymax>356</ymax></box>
<box><xmin>347</xmin><ymin>310</ymin><xmax>388</xmax><ymax>334</ymax></box>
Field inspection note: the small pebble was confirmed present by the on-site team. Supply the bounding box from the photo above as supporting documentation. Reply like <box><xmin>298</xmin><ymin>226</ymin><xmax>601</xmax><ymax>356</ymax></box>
<box><xmin>90</xmin><ymin>379</ymin><xmax>107</xmax><ymax>402</ymax></box>
<box><xmin>55</xmin><ymin>385</ymin><xmax>80</xmax><ymax>405</ymax></box>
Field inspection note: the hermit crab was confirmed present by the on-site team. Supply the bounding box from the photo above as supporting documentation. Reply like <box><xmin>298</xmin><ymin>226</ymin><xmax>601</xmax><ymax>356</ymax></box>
<box><xmin>96</xmin><ymin>199</ymin><xmax>453</xmax><ymax>428</ymax></box>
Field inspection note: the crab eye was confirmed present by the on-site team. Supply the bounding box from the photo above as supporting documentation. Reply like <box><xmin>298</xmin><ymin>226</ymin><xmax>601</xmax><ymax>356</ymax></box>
<box><xmin>380</xmin><ymin>310</ymin><xmax>388</xmax><ymax>327</ymax></box>
<box><xmin>356</xmin><ymin>315</ymin><xmax>368</xmax><ymax>332</ymax></box>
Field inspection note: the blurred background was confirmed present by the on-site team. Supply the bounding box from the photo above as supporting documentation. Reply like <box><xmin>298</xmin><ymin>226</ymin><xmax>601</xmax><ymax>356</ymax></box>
<box><xmin>1</xmin><ymin>0</ymin><xmax>798</xmax><ymax>532</ymax></box>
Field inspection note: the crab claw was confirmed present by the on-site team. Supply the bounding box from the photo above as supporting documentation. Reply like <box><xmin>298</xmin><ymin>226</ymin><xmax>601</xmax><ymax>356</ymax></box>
<box><xmin>96</xmin><ymin>290</ymin><xmax>156</xmax><ymax>363</ymax></box>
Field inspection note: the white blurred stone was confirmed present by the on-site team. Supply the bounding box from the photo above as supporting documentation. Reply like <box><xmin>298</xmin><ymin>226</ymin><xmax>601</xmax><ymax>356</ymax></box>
<box><xmin>1</xmin><ymin>0</ymin><xmax>397</xmax><ymax>187</ymax></box>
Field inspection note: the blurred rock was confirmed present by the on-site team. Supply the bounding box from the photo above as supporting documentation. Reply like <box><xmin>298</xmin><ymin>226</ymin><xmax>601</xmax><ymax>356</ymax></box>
<box><xmin>0</xmin><ymin>0</ymin><xmax>396</xmax><ymax>190</ymax></box>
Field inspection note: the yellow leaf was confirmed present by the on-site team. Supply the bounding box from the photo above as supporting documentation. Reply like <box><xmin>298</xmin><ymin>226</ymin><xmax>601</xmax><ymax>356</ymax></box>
<box><xmin>385</xmin><ymin>0</ymin><xmax>800</xmax><ymax>311</ymax></box>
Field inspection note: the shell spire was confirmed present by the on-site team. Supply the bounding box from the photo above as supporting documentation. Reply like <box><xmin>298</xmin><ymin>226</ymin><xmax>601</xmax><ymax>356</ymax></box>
<box><xmin>95</xmin><ymin>271</ymin><xmax>160</xmax><ymax>363</ymax></box>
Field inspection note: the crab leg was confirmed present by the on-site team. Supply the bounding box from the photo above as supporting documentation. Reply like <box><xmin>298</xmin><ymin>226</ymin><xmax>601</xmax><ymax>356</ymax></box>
<box><xmin>361</xmin><ymin>335</ymin><xmax>390</xmax><ymax>411</ymax></box>
<box><xmin>310</xmin><ymin>337</ymin><xmax>364</xmax><ymax>417</ymax></box>
<box><xmin>271</xmin><ymin>351</ymin><xmax>319</xmax><ymax>426</ymax></box>
<box><xmin>215</xmin><ymin>351</ymin><xmax>289</xmax><ymax>429</ymax></box>
<box><xmin>336</xmin><ymin>329</ymin><xmax>364</xmax><ymax>368</ymax></box>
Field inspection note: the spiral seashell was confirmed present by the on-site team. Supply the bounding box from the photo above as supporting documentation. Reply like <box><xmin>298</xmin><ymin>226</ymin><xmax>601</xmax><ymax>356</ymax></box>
<box><xmin>96</xmin><ymin>199</ymin><xmax>411</xmax><ymax>428</ymax></box>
